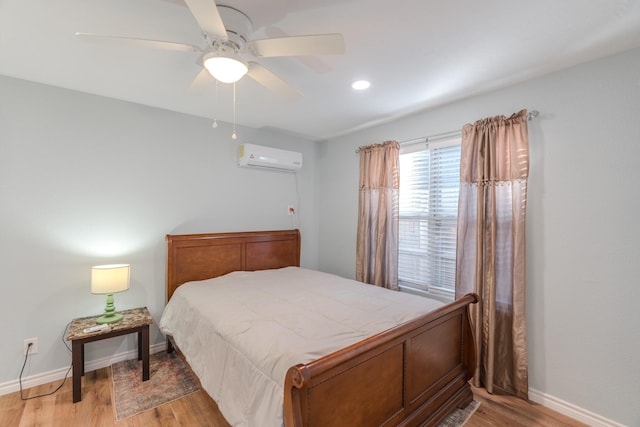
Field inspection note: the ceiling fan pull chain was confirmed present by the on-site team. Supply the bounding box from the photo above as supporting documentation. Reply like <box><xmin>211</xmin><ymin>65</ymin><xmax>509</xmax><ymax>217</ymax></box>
<box><xmin>212</xmin><ymin>80</ymin><xmax>219</xmax><ymax>128</ymax></box>
<box><xmin>232</xmin><ymin>82</ymin><xmax>238</xmax><ymax>140</ymax></box>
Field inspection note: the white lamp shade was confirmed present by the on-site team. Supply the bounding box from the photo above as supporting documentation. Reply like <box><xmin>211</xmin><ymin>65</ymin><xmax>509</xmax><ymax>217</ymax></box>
<box><xmin>204</xmin><ymin>55</ymin><xmax>248</xmax><ymax>83</ymax></box>
<box><xmin>91</xmin><ymin>264</ymin><xmax>130</xmax><ymax>294</ymax></box>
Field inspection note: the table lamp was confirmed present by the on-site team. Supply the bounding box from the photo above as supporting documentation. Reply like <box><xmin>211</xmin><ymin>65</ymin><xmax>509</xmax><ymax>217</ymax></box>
<box><xmin>91</xmin><ymin>264</ymin><xmax>130</xmax><ymax>324</ymax></box>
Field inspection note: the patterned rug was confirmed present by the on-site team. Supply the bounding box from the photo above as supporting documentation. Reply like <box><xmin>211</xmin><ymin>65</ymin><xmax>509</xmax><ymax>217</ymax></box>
<box><xmin>438</xmin><ymin>400</ymin><xmax>481</xmax><ymax>426</ymax></box>
<box><xmin>111</xmin><ymin>351</ymin><xmax>200</xmax><ymax>420</ymax></box>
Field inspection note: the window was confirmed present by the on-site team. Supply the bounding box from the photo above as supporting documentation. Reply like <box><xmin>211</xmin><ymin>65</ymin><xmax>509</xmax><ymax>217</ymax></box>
<box><xmin>398</xmin><ymin>137</ymin><xmax>461</xmax><ymax>299</ymax></box>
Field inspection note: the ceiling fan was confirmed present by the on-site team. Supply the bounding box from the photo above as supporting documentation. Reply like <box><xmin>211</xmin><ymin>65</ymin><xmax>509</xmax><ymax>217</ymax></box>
<box><xmin>75</xmin><ymin>0</ymin><xmax>346</xmax><ymax>101</ymax></box>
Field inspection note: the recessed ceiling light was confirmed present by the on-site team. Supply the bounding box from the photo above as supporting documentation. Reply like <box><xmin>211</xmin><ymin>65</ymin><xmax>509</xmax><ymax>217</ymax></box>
<box><xmin>352</xmin><ymin>80</ymin><xmax>371</xmax><ymax>90</ymax></box>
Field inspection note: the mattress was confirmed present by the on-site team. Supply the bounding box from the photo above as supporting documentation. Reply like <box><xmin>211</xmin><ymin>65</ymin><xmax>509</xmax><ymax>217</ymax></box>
<box><xmin>158</xmin><ymin>266</ymin><xmax>443</xmax><ymax>427</ymax></box>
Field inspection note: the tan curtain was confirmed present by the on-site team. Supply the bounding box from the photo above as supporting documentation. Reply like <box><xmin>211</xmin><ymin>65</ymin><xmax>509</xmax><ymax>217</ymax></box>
<box><xmin>455</xmin><ymin>109</ymin><xmax>529</xmax><ymax>399</ymax></box>
<box><xmin>356</xmin><ymin>141</ymin><xmax>400</xmax><ymax>289</ymax></box>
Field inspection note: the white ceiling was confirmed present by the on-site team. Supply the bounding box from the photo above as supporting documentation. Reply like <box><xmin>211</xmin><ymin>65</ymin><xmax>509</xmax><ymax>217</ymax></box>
<box><xmin>2</xmin><ymin>0</ymin><xmax>639</xmax><ymax>141</ymax></box>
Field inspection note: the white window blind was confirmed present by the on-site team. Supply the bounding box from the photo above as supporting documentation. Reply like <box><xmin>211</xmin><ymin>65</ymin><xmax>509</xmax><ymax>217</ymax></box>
<box><xmin>398</xmin><ymin>138</ymin><xmax>461</xmax><ymax>294</ymax></box>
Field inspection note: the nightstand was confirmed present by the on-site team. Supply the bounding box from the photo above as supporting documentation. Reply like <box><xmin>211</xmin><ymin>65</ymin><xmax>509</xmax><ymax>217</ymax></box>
<box><xmin>66</xmin><ymin>306</ymin><xmax>153</xmax><ymax>403</ymax></box>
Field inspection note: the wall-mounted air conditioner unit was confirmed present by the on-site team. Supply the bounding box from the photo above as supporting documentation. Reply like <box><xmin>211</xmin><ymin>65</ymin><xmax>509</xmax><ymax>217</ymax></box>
<box><xmin>238</xmin><ymin>144</ymin><xmax>303</xmax><ymax>171</ymax></box>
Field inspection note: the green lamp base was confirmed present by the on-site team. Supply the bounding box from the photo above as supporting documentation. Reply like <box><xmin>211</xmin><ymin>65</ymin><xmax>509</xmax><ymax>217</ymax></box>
<box><xmin>96</xmin><ymin>312</ymin><xmax>123</xmax><ymax>324</ymax></box>
<box><xmin>96</xmin><ymin>292</ymin><xmax>124</xmax><ymax>324</ymax></box>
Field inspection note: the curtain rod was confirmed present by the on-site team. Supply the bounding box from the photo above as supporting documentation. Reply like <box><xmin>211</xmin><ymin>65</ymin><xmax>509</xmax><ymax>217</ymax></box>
<box><xmin>355</xmin><ymin>110</ymin><xmax>539</xmax><ymax>154</ymax></box>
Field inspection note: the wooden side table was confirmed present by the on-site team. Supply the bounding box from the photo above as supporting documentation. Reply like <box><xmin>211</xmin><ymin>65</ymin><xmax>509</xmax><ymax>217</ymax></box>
<box><xmin>66</xmin><ymin>306</ymin><xmax>153</xmax><ymax>403</ymax></box>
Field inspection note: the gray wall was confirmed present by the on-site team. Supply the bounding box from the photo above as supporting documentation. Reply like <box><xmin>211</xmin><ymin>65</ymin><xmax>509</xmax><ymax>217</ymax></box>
<box><xmin>0</xmin><ymin>76</ymin><xmax>318</xmax><ymax>384</ymax></box>
<box><xmin>317</xmin><ymin>48</ymin><xmax>640</xmax><ymax>426</ymax></box>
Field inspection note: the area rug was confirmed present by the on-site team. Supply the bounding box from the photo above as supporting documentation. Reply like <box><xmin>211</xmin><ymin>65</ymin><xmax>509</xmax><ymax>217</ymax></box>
<box><xmin>111</xmin><ymin>351</ymin><xmax>200</xmax><ymax>420</ymax></box>
<box><xmin>437</xmin><ymin>400</ymin><xmax>481</xmax><ymax>426</ymax></box>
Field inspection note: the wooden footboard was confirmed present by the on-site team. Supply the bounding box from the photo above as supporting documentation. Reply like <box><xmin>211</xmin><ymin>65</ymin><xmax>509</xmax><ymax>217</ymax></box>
<box><xmin>284</xmin><ymin>293</ymin><xmax>478</xmax><ymax>427</ymax></box>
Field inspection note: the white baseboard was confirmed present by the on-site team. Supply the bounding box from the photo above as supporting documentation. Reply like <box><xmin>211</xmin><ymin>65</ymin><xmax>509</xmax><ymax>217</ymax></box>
<box><xmin>0</xmin><ymin>342</ymin><xmax>165</xmax><ymax>397</ymax></box>
<box><xmin>529</xmin><ymin>388</ymin><xmax>625</xmax><ymax>427</ymax></box>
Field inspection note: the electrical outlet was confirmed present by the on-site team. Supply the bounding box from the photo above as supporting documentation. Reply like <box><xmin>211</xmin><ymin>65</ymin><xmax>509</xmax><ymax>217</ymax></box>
<box><xmin>23</xmin><ymin>337</ymin><xmax>38</xmax><ymax>356</ymax></box>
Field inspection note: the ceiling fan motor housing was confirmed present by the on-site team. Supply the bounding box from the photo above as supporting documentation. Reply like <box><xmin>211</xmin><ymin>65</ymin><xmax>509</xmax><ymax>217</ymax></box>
<box><xmin>217</xmin><ymin>5</ymin><xmax>253</xmax><ymax>50</ymax></box>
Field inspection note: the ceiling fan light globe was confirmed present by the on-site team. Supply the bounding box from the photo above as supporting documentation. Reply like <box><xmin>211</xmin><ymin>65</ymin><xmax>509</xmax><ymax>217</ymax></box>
<box><xmin>204</xmin><ymin>56</ymin><xmax>248</xmax><ymax>83</ymax></box>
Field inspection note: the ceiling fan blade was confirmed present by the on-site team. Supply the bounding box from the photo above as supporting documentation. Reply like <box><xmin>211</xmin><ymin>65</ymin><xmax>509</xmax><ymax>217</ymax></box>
<box><xmin>183</xmin><ymin>0</ymin><xmax>228</xmax><ymax>41</ymax></box>
<box><xmin>188</xmin><ymin>68</ymin><xmax>214</xmax><ymax>94</ymax></box>
<box><xmin>247</xmin><ymin>34</ymin><xmax>345</xmax><ymax>57</ymax></box>
<box><xmin>246</xmin><ymin>62</ymin><xmax>303</xmax><ymax>101</ymax></box>
<box><xmin>75</xmin><ymin>33</ymin><xmax>203</xmax><ymax>53</ymax></box>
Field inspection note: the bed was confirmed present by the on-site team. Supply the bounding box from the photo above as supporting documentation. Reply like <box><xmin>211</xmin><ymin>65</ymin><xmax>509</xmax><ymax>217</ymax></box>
<box><xmin>159</xmin><ymin>229</ymin><xmax>478</xmax><ymax>427</ymax></box>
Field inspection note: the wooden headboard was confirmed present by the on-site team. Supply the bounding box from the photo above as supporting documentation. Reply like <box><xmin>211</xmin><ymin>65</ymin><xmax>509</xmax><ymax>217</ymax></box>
<box><xmin>165</xmin><ymin>229</ymin><xmax>301</xmax><ymax>301</ymax></box>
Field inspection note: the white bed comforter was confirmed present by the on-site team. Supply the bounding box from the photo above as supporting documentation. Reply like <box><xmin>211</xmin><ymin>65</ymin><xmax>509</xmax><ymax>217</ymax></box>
<box><xmin>158</xmin><ymin>267</ymin><xmax>443</xmax><ymax>427</ymax></box>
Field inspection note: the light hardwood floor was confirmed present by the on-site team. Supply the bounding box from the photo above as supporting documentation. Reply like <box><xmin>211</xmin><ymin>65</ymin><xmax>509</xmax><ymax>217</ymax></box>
<box><xmin>1</xmin><ymin>367</ymin><xmax>588</xmax><ymax>427</ymax></box>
